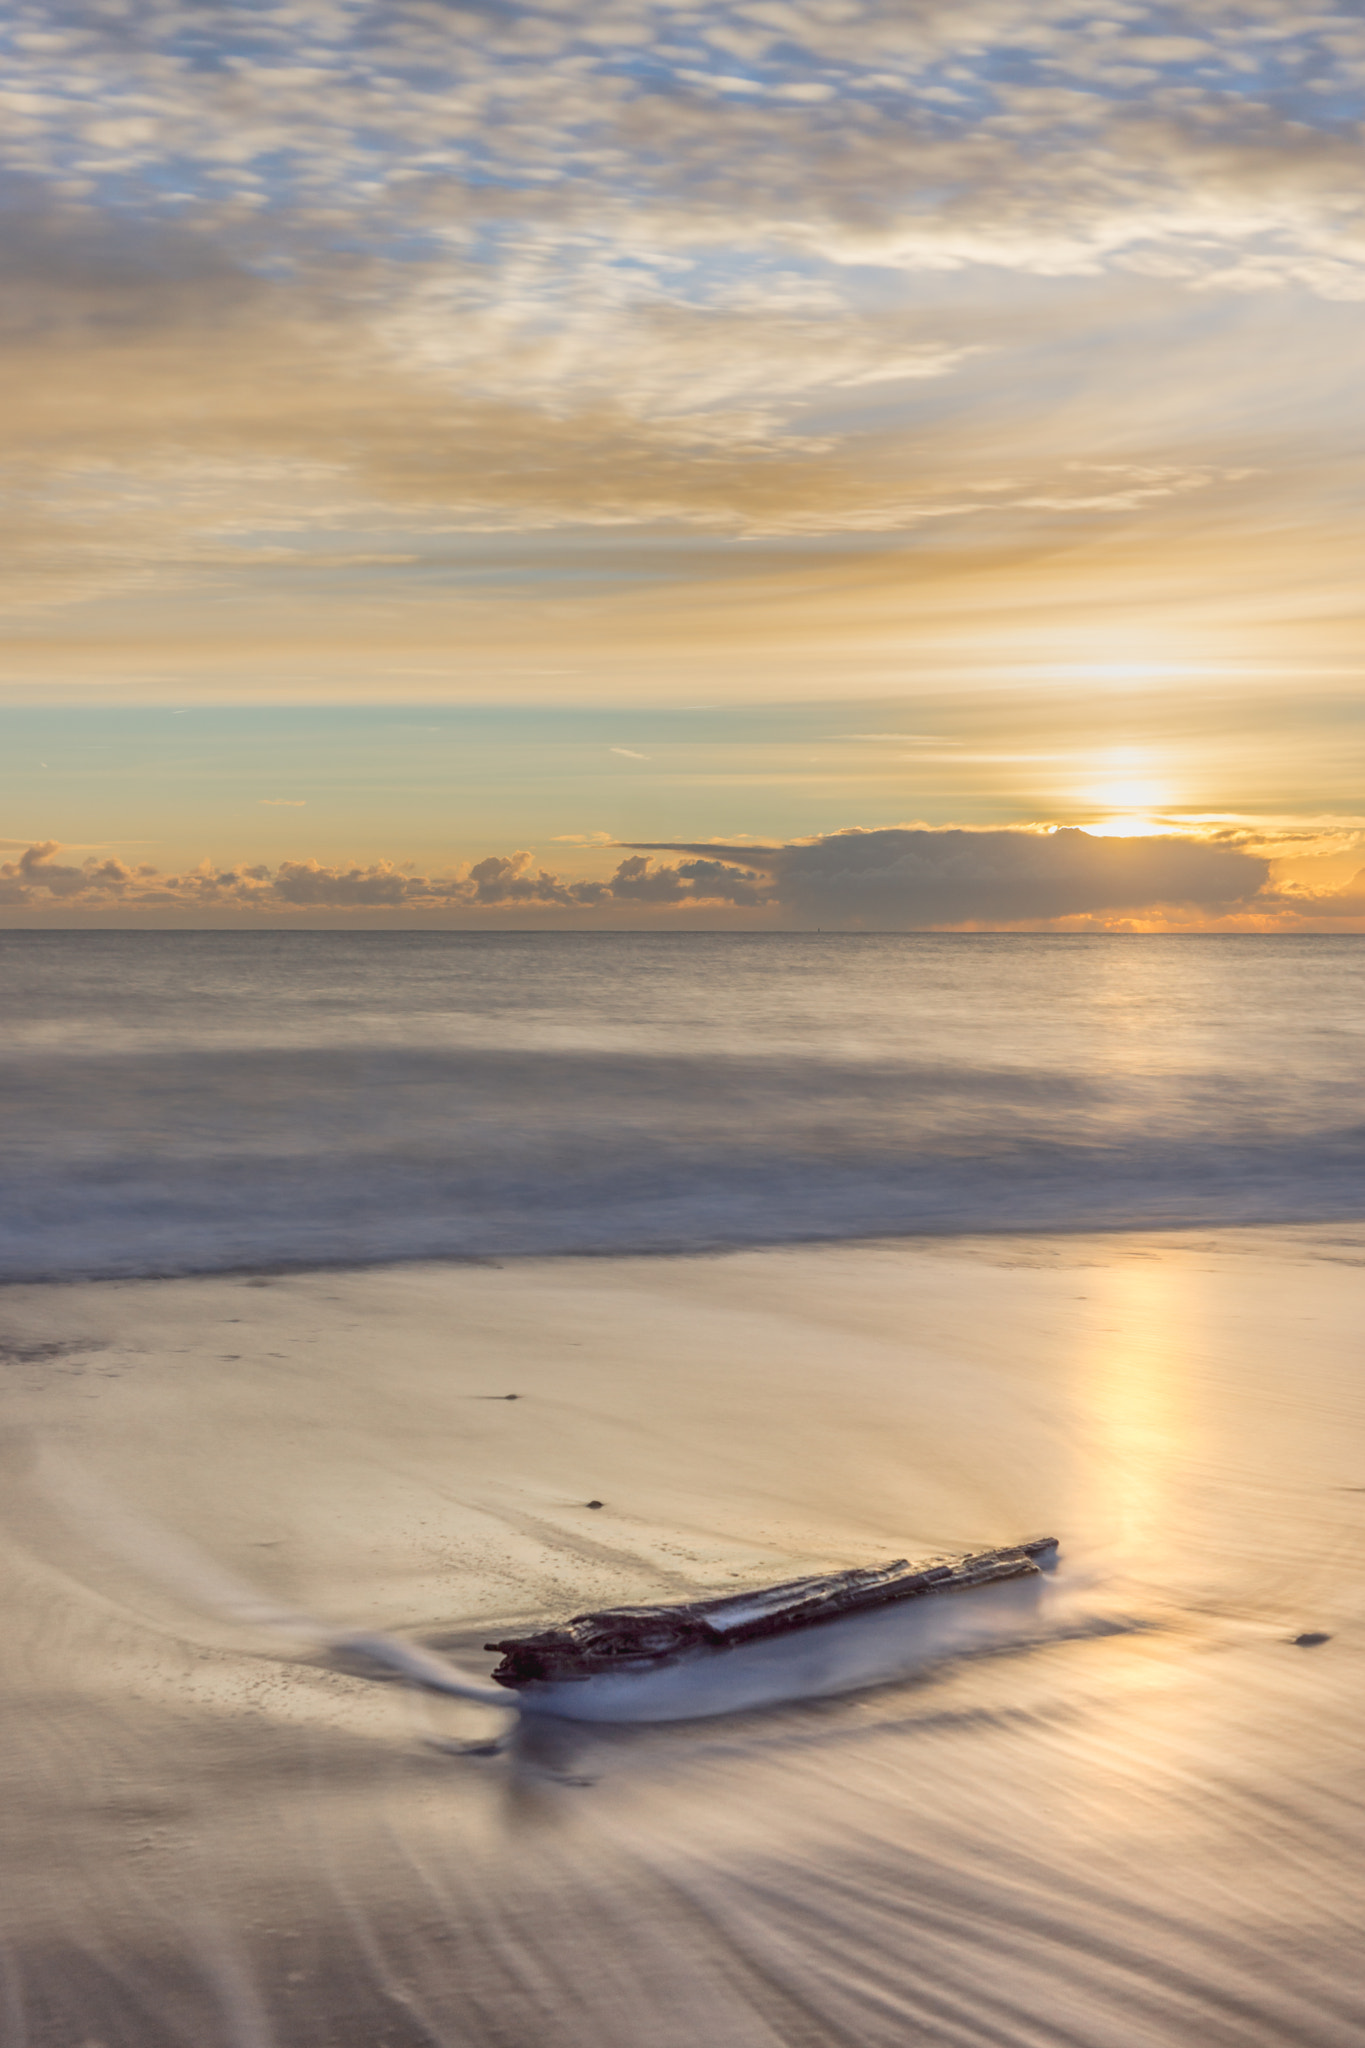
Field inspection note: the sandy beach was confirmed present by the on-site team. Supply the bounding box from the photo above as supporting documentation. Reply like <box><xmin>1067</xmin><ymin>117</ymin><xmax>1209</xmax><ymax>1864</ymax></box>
<box><xmin>2</xmin><ymin>1227</ymin><xmax>1364</xmax><ymax>2045</ymax></box>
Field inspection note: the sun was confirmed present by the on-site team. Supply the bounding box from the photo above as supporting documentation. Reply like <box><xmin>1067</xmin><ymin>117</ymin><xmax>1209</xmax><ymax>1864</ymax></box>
<box><xmin>1075</xmin><ymin>752</ymin><xmax>1177</xmax><ymax>832</ymax></box>
<box><xmin>1086</xmin><ymin>775</ymin><xmax>1167</xmax><ymax>813</ymax></box>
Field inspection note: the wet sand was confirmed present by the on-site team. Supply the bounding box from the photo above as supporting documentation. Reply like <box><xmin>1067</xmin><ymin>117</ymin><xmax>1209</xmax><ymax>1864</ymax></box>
<box><xmin>3</xmin><ymin>1229</ymin><xmax>1365</xmax><ymax>2046</ymax></box>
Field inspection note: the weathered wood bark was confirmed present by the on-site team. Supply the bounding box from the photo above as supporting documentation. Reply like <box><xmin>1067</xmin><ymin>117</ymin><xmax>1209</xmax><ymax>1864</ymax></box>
<box><xmin>486</xmin><ymin>1536</ymin><xmax>1058</xmax><ymax>1688</ymax></box>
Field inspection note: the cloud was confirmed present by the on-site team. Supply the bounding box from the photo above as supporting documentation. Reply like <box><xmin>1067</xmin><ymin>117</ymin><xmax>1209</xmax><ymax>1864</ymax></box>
<box><xmin>629</xmin><ymin>826</ymin><xmax>1275</xmax><ymax>926</ymax></box>
<box><xmin>464</xmin><ymin>852</ymin><xmax>609</xmax><ymax>908</ymax></box>
<box><xmin>1271</xmin><ymin>867</ymin><xmax>1365</xmax><ymax>923</ymax></box>
<box><xmin>10</xmin><ymin>823</ymin><xmax>1365</xmax><ymax>927</ymax></box>
<box><xmin>1</xmin><ymin>0</ymin><xmax>1364</xmax><ymax>652</ymax></box>
<box><xmin>0</xmin><ymin>3</ymin><xmax>1360</xmax><ymax>826</ymax></box>
<box><xmin>0</xmin><ymin>841</ymin><xmax>770</xmax><ymax>917</ymax></box>
<box><xmin>9</xmin><ymin>822</ymin><xmax>1356</xmax><ymax>929</ymax></box>
<box><xmin>7</xmin><ymin>4</ymin><xmax>1365</xmax><ymax>307</ymax></box>
<box><xmin>608</xmin><ymin>853</ymin><xmax>769</xmax><ymax>906</ymax></box>
<box><xmin>0</xmin><ymin>841</ymin><xmax>131</xmax><ymax>902</ymax></box>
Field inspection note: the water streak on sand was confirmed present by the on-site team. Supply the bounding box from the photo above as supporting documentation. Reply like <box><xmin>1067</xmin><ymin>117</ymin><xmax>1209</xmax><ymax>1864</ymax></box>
<box><xmin>2</xmin><ymin>1240</ymin><xmax>1364</xmax><ymax>2044</ymax></box>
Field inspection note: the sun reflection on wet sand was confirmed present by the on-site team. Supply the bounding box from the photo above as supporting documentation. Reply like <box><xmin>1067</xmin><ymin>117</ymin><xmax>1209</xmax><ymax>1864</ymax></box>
<box><xmin>1079</xmin><ymin>1255</ymin><xmax>1194</xmax><ymax>1559</ymax></box>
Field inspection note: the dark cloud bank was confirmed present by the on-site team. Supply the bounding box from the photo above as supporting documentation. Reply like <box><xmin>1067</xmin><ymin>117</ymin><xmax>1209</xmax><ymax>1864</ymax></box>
<box><xmin>3</xmin><ymin>825</ymin><xmax>1341</xmax><ymax>928</ymax></box>
<box><xmin>632</xmin><ymin>828</ymin><xmax>1275</xmax><ymax>926</ymax></box>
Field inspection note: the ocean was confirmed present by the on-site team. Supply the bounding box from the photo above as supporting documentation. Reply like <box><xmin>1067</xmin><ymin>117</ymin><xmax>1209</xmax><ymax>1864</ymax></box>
<box><xmin>3</xmin><ymin>933</ymin><xmax>1365</xmax><ymax>2047</ymax></box>
<box><xmin>3</xmin><ymin>930</ymin><xmax>1365</xmax><ymax>1280</ymax></box>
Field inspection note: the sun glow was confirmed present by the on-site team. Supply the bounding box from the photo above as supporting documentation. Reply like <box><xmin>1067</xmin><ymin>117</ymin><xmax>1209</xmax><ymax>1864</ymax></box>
<box><xmin>1087</xmin><ymin>776</ymin><xmax>1168</xmax><ymax>813</ymax></box>
<box><xmin>1081</xmin><ymin>815</ymin><xmax>1179</xmax><ymax>839</ymax></box>
<box><xmin>1076</xmin><ymin>752</ymin><xmax>1177</xmax><ymax>833</ymax></box>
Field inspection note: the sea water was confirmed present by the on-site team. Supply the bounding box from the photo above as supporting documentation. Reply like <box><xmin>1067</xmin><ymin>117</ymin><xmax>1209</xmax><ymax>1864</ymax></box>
<box><xmin>4</xmin><ymin>933</ymin><xmax>1365</xmax><ymax>2047</ymax></box>
<box><xmin>3</xmin><ymin>930</ymin><xmax>1364</xmax><ymax>1279</ymax></box>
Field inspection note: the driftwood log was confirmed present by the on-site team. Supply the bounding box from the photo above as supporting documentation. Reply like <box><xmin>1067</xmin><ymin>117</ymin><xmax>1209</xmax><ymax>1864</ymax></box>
<box><xmin>487</xmin><ymin>1536</ymin><xmax>1058</xmax><ymax>1688</ymax></box>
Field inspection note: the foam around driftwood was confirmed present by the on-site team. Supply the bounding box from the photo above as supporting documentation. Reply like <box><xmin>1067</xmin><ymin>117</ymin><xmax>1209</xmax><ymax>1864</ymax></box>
<box><xmin>486</xmin><ymin>1538</ymin><xmax>1060</xmax><ymax>1688</ymax></box>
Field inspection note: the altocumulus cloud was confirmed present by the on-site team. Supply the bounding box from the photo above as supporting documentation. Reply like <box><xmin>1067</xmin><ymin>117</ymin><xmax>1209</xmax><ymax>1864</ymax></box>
<box><xmin>4</xmin><ymin>0</ymin><xmax>1365</xmax><ymax>619</ymax></box>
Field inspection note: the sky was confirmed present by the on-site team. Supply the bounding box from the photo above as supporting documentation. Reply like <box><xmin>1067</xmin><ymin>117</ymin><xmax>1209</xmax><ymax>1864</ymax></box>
<box><xmin>3</xmin><ymin>0</ymin><xmax>1365</xmax><ymax>929</ymax></box>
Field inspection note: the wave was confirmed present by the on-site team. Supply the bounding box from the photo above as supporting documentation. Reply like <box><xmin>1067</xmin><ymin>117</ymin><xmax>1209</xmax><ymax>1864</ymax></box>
<box><xmin>5</xmin><ymin>1040</ymin><xmax>1365</xmax><ymax>1280</ymax></box>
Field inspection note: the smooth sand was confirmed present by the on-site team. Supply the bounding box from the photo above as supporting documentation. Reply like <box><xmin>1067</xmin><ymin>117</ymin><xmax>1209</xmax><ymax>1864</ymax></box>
<box><xmin>3</xmin><ymin>1229</ymin><xmax>1365</xmax><ymax>2045</ymax></box>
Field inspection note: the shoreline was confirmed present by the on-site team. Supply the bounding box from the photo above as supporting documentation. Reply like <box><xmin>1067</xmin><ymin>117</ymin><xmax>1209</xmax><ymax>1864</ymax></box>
<box><xmin>5</xmin><ymin>1210</ymin><xmax>1365</xmax><ymax>1291</ymax></box>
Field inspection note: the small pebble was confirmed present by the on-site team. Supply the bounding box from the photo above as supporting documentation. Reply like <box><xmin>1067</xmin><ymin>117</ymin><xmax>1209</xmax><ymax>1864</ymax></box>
<box><xmin>1291</xmin><ymin>1632</ymin><xmax>1332</xmax><ymax>1648</ymax></box>
<box><xmin>586</xmin><ymin>1499</ymin><xmax>603</xmax><ymax>1510</ymax></box>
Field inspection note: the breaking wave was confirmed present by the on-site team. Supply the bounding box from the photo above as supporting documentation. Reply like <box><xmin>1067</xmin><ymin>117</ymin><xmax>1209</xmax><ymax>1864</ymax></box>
<box><xmin>3</xmin><ymin>929</ymin><xmax>1365</xmax><ymax>1279</ymax></box>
